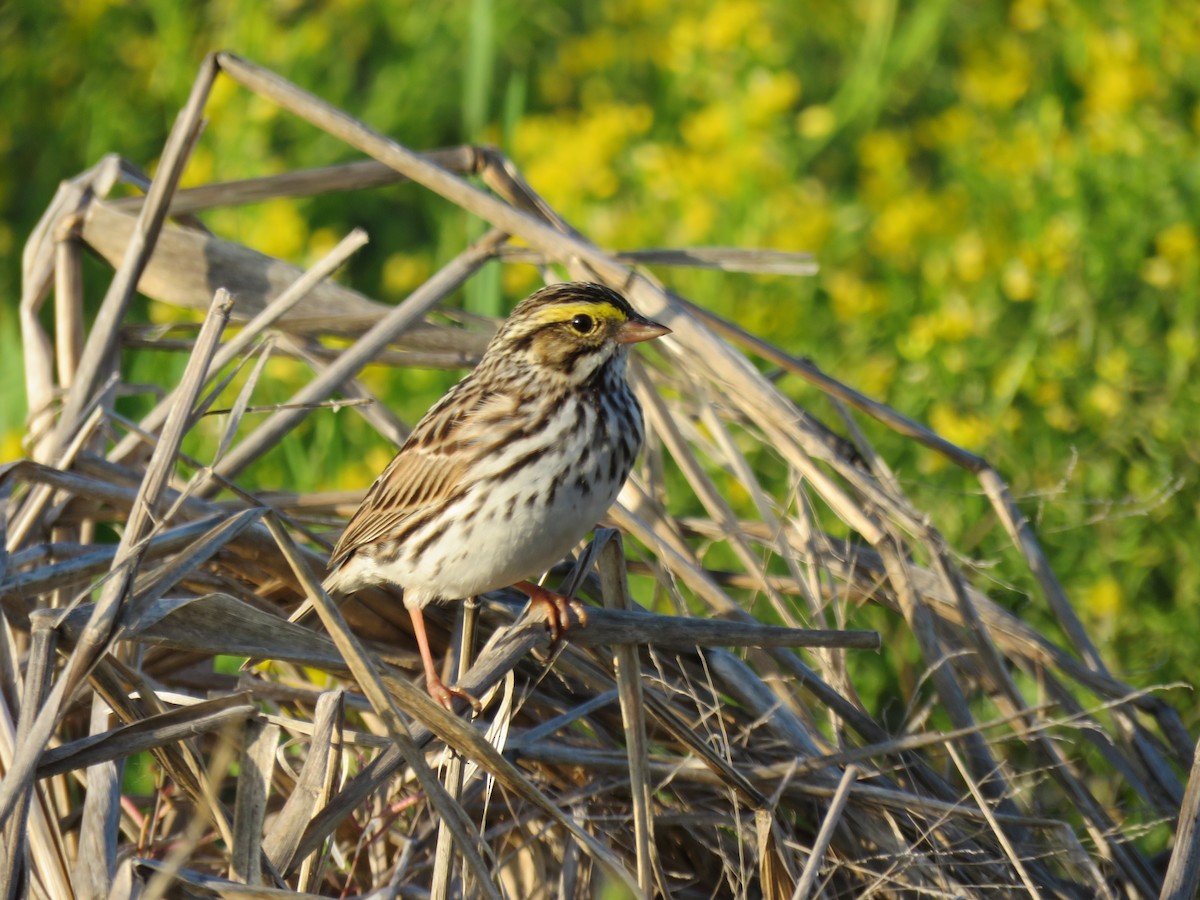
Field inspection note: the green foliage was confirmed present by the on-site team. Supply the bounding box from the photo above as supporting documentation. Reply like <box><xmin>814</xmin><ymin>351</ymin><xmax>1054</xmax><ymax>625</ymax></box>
<box><xmin>3</xmin><ymin>1</ymin><xmax>1198</xmax><ymax>694</ymax></box>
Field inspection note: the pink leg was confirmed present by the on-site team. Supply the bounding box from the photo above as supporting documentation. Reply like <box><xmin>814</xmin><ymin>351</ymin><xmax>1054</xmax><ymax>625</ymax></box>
<box><xmin>408</xmin><ymin>606</ymin><xmax>480</xmax><ymax>713</ymax></box>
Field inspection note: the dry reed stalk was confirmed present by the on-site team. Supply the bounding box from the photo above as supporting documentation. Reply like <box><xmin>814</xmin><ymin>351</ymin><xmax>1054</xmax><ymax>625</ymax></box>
<box><xmin>1</xmin><ymin>51</ymin><xmax>1192</xmax><ymax>899</ymax></box>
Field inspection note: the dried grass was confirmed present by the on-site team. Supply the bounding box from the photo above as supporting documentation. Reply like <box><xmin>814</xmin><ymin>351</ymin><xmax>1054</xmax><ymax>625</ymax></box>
<box><xmin>2</xmin><ymin>52</ymin><xmax>1197</xmax><ymax>899</ymax></box>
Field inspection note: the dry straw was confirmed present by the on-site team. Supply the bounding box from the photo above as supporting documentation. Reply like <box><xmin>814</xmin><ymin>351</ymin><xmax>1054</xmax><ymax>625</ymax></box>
<box><xmin>2</xmin><ymin>52</ymin><xmax>1197</xmax><ymax>899</ymax></box>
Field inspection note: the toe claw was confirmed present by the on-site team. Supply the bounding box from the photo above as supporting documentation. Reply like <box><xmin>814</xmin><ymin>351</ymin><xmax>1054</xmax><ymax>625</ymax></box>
<box><xmin>516</xmin><ymin>580</ymin><xmax>589</xmax><ymax>643</ymax></box>
<box><xmin>427</xmin><ymin>676</ymin><xmax>482</xmax><ymax>714</ymax></box>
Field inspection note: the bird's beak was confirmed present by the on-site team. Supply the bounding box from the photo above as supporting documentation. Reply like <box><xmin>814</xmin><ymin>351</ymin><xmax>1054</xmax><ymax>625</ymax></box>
<box><xmin>616</xmin><ymin>317</ymin><xmax>671</xmax><ymax>345</ymax></box>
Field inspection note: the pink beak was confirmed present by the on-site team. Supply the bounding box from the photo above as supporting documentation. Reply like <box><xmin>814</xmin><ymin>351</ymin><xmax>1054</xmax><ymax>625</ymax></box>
<box><xmin>616</xmin><ymin>317</ymin><xmax>671</xmax><ymax>345</ymax></box>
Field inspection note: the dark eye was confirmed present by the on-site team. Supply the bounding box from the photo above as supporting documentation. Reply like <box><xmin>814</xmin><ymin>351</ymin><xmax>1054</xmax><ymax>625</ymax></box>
<box><xmin>570</xmin><ymin>314</ymin><xmax>595</xmax><ymax>334</ymax></box>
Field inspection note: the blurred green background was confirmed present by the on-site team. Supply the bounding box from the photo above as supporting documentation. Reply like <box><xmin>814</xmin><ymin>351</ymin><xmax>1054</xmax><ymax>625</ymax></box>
<box><xmin>2</xmin><ymin>1</ymin><xmax>1197</xmax><ymax>700</ymax></box>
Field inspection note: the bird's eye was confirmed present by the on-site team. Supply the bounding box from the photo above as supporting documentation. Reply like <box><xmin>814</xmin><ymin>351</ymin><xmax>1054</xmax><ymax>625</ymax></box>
<box><xmin>570</xmin><ymin>314</ymin><xmax>595</xmax><ymax>334</ymax></box>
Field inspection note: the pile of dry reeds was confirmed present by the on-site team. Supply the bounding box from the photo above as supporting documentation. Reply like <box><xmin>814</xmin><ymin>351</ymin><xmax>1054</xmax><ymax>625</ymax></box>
<box><xmin>3</xmin><ymin>53</ymin><xmax>1198</xmax><ymax>899</ymax></box>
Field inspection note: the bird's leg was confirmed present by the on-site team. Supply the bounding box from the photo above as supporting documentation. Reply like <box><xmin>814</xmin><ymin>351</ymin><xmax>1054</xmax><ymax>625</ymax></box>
<box><xmin>514</xmin><ymin>580</ymin><xmax>589</xmax><ymax>644</ymax></box>
<box><xmin>407</xmin><ymin>606</ymin><xmax>481</xmax><ymax>713</ymax></box>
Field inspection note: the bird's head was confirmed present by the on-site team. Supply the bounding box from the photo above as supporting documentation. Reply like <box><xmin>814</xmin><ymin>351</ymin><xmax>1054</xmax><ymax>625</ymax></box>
<box><xmin>483</xmin><ymin>282</ymin><xmax>670</xmax><ymax>388</ymax></box>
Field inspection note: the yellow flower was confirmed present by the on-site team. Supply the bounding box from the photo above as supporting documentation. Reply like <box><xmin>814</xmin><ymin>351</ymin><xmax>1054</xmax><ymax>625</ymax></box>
<box><xmin>1002</xmin><ymin>257</ymin><xmax>1036</xmax><ymax>301</ymax></box>
<box><xmin>898</xmin><ymin>315</ymin><xmax>936</xmax><ymax>360</ymax></box>
<box><xmin>858</xmin><ymin>354</ymin><xmax>897</xmax><ymax>398</ymax></box>
<box><xmin>915</xmin><ymin>107</ymin><xmax>974</xmax><ymax>150</ymax></box>
<box><xmin>826</xmin><ymin>272</ymin><xmax>884</xmax><ymax>323</ymax></box>
<box><xmin>1156</xmin><ymin>223</ymin><xmax>1197</xmax><ymax>264</ymax></box>
<box><xmin>953</xmin><ymin>231</ymin><xmax>987</xmax><ymax>284</ymax></box>
<box><xmin>797</xmin><ymin>105</ymin><xmax>836</xmax><ymax>140</ymax></box>
<box><xmin>767</xmin><ymin>181</ymin><xmax>832</xmax><ymax>253</ymax></box>
<box><xmin>699</xmin><ymin>0</ymin><xmax>768</xmax><ymax>53</ymax></box>
<box><xmin>1040</xmin><ymin>215</ymin><xmax>1079</xmax><ymax>274</ymax></box>
<box><xmin>382</xmin><ymin>253</ymin><xmax>431</xmax><ymax>297</ymax></box>
<box><xmin>502</xmin><ymin>266</ymin><xmax>540</xmax><ymax>298</ymax></box>
<box><xmin>514</xmin><ymin>103</ymin><xmax>653</xmax><ymax>215</ymax></box>
<box><xmin>868</xmin><ymin>192</ymin><xmax>938</xmax><ymax>267</ymax></box>
<box><xmin>858</xmin><ymin>130</ymin><xmax>909</xmax><ymax>176</ymax></box>
<box><xmin>929</xmin><ymin>402</ymin><xmax>993</xmax><ymax>449</ymax></box>
<box><xmin>1096</xmin><ymin>347</ymin><xmax>1130</xmax><ymax>383</ymax></box>
<box><xmin>681</xmin><ymin>103</ymin><xmax>733</xmax><ymax>151</ymax></box>
<box><xmin>179</xmin><ymin>145</ymin><xmax>215</xmax><ymax>189</ymax></box>
<box><xmin>958</xmin><ymin>35</ymin><xmax>1032</xmax><ymax>109</ymax></box>
<box><xmin>1167</xmin><ymin>324</ymin><xmax>1197</xmax><ymax>368</ymax></box>
<box><xmin>1044</xmin><ymin>404</ymin><xmax>1078</xmax><ymax>432</ymax></box>
<box><xmin>1081</xmin><ymin>28</ymin><xmax>1150</xmax><ymax>118</ymax></box>
<box><xmin>0</xmin><ymin>429</ymin><xmax>23</xmax><ymax>463</ymax></box>
<box><xmin>745</xmin><ymin>70</ymin><xmax>802</xmax><ymax>126</ymax></box>
<box><xmin>1083</xmin><ymin>576</ymin><xmax>1122</xmax><ymax>617</ymax></box>
<box><xmin>1140</xmin><ymin>256</ymin><xmax>1174</xmax><ymax>289</ymax></box>
<box><xmin>1010</xmin><ymin>0</ymin><xmax>1046</xmax><ymax>31</ymax></box>
<box><xmin>1086</xmin><ymin>382</ymin><xmax>1125</xmax><ymax>418</ymax></box>
<box><xmin>245</xmin><ymin>199</ymin><xmax>308</xmax><ymax>261</ymax></box>
<box><xmin>1032</xmin><ymin>381</ymin><xmax>1062</xmax><ymax>407</ymax></box>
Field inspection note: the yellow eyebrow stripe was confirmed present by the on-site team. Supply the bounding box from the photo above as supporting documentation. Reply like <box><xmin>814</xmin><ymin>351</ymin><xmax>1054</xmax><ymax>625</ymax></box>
<box><xmin>526</xmin><ymin>301</ymin><xmax>628</xmax><ymax>326</ymax></box>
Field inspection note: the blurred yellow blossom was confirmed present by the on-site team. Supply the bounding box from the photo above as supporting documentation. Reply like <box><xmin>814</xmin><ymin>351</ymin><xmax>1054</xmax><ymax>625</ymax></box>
<box><xmin>952</xmin><ymin>231</ymin><xmax>987</xmax><ymax>283</ymax></box>
<box><xmin>1044</xmin><ymin>404</ymin><xmax>1078</xmax><ymax>432</ymax></box>
<box><xmin>1140</xmin><ymin>256</ymin><xmax>1174</xmax><ymax>289</ymax></box>
<box><xmin>1086</xmin><ymin>382</ymin><xmax>1125</xmax><ymax>418</ymax></box>
<box><xmin>680</xmin><ymin>196</ymin><xmax>716</xmax><ymax>240</ymax></box>
<box><xmin>1156</xmin><ymin>223</ymin><xmax>1197</xmax><ymax>264</ymax></box>
<box><xmin>306</xmin><ymin>228</ymin><xmax>341</xmax><ymax>266</ymax></box>
<box><xmin>180</xmin><ymin>145</ymin><xmax>215</xmax><ymax>189</ymax></box>
<box><xmin>502</xmin><ymin>265</ymin><xmax>540</xmax><ymax>298</ymax></box>
<box><xmin>915</xmin><ymin>106</ymin><xmax>973</xmax><ymax>150</ymax></box>
<box><xmin>1033</xmin><ymin>381</ymin><xmax>1061</xmax><ymax>407</ymax></box>
<box><xmin>797</xmin><ymin>105</ymin><xmax>836</xmax><ymax>140</ymax></box>
<box><xmin>340</xmin><ymin>442</ymin><xmax>394</xmax><ymax>490</ymax></box>
<box><xmin>858</xmin><ymin>353</ymin><xmax>897</xmax><ymax>397</ymax></box>
<box><xmin>826</xmin><ymin>271</ymin><xmax>885</xmax><ymax>322</ymax></box>
<box><xmin>745</xmin><ymin>70</ymin><xmax>802</xmax><ymax>126</ymax></box>
<box><xmin>1002</xmin><ymin>257</ymin><xmax>1036</xmax><ymax>301</ymax></box>
<box><xmin>767</xmin><ymin>181</ymin><xmax>833</xmax><ymax>252</ymax></box>
<box><xmin>958</xmin><ymin>35</ymin><xmax>1032</xmax><ymax>109</ymax></box>
<box><xmin>1039</xmin><ymin>215</ymin><xmax>1079</xmax><ymax>274</ymax></box>
<box><xmin>515</xmin><ymin>103</ymin><xmax>653</xmax><ymax>211</ymax></box>
<box><xmin>859</xmin><ymin>130</ymin><xmax>909</xmax><ymax>176</ymax></box>
<box><xmin>382</xmin><ymin>253</ymin><xmax>432</xmax><ymax>297</ymax></box>
<box><xmin>930</xmin><ymin>294</ymin><xmax>978</xmax><ymax>341</ymax></box>
<box><xmin>929</xmin><ymin>401</ymin><xmax>994</xmax><ymax>449</ymax></box>
<box><xmin>868</xmin><ymin>192</ymin><xmax>938</xmax><ymax>267</ymax></box>
<box><xmin>921</xmin><ymin>253</ymin><xmax>951</xmax><ymax>288</ymax></box>
<box><xmin>858</xmin><ymin>129</ymin><xmax>911</xmax><ymax>203</ymax></box>
<box><xmin>266</xmin><ymin>355</ymin><xmax>307</xmax><ymax>386</ymax></box>
<box><xmin>1096</xmin><ymin>347</ymin><xmax>1129</xmax><ymax>383</ymax></box>
<box><xmin>147</xmin><ymin>301</ymin><xmax>199</xmax><ymax>325</ymax></box>
<box><xmin>697</xmin><ymin>0</ymin><xmax>770</xmax><ymax>54</ymax></box>
<box><xmin>1045</xmin><ymin>336</ymin><xmax>1081</xmax><ymax>376</ymax></box>
<box><xmin>1084</xmin><ymin>575</ymin><xmax>1123</xmax><ymax>617</ymax></box>
<box><xmin>682</xmin><ymin>103</ymin><xmax>733</xmax><ymax>151</ymax></box>
<box><xmin>0</xmin><ymin>429</ymin><xmax>23</xmax><ymax>463</ymax></box>
<box><xmin>1010</xmin><ymin>0</ymin><xmax>1046</xmax><ymax>31</ymax></box>
<box><xmin>1080</xmin><ymin>28</ymin><xmax>1151</xmax><ymax>119</ymax></box>
<box><xmin>244</xmin><ymin>198</ymin><xmax>308</xmax><ymax>261</ymax></box>
<box><xmin>1167</xmin><ymin>324</ymin><xmax>1197</xmax><ymax>370</ymax></box>
<box><xmin>556</xmin><ymin>31</ymin><xmax>619</xmax><ymax>78</ymax></box>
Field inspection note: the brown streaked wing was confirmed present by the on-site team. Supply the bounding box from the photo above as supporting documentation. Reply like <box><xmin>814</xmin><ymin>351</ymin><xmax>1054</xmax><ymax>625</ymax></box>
<box><xmin>327</xmin><ymin>442</ymin><xmax>468</xmax><ymax>567</ymax></box>
<box><xmin>327</xmin><ymin>381</ymin><xmax>518</xmax><ymax>569</ymax></box>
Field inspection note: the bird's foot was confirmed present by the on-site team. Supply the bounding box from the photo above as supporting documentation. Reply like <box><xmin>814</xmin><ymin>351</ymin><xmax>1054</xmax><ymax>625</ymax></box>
<box><xmin>515</xmin><ymin>580</ymin><xmax>589</xmax><ymax>644</ymax></box>
<box><xmin>426</xmin><ymin>674</ymin><xmax>482</xmax><ymax>715</ymax></box>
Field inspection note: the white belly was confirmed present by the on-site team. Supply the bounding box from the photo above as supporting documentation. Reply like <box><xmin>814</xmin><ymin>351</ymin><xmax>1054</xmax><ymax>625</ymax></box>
<box><xmin>332</xmin><ymin>394</ymin><xmax>636</xmax><ymax>607</ymax></box>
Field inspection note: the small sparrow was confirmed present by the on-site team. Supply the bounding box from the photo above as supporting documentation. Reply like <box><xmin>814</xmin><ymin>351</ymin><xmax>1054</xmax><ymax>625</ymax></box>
<box><xmin>323</xmin><ymin>282</ymin><xmax>670</xmax><ymax>709</ymax></box>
